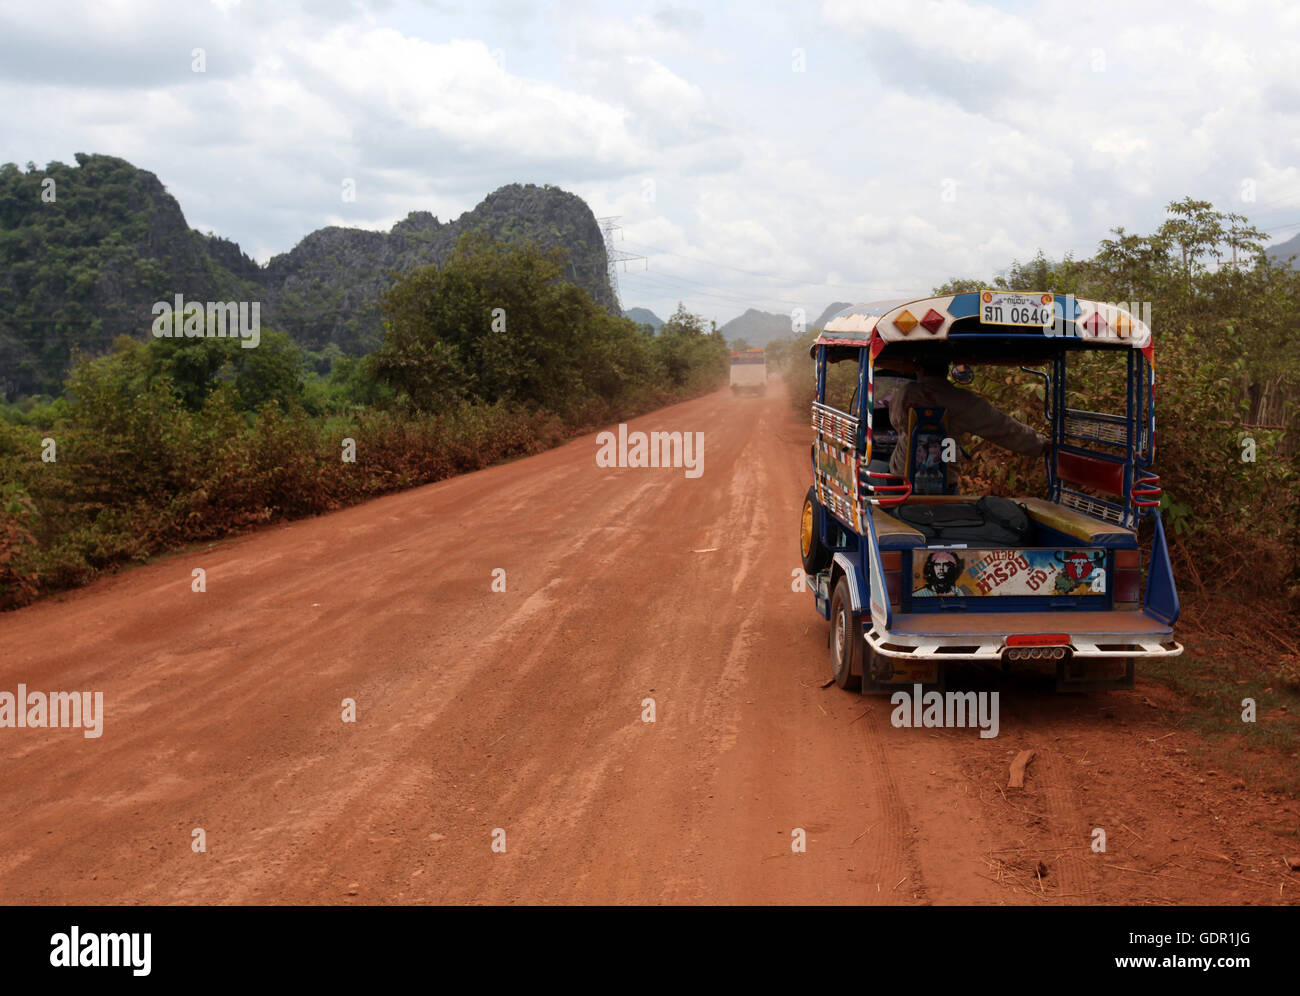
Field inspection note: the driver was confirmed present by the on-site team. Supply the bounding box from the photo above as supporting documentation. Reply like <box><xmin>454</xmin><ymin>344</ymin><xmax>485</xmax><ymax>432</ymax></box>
<box><xmin>887</xmin><ymin>356</ymin><xmax>1051</xmax><ymax>481</ymax></box>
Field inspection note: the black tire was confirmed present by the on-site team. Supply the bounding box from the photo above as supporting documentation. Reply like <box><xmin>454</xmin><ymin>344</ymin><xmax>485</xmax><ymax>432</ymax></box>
<box><xmin>800</xmin><ymin>486</ymin><xmax>832</xmax><ymax>575</ymax></box>
<box><xmin>829</xmin><ymin>575</ymin><xmax>862</xmax><ymax>691</ymax></box>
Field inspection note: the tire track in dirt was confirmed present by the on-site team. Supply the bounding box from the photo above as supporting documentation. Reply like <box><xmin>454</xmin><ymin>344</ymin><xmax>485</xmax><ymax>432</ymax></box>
<box><xmin>848</xmin><ymin>708</ymin><xmax>926</xmax><ymax>902</ymax></box>
<box><xmin>3</xmin><ymin>382</ymin><xmax>1292</xmax><ymax>905</ymax></box>
<box><xmin>1026</xmin><ymin>748</ymin><xmax>1094</xmax><ymax>901</ymax></box>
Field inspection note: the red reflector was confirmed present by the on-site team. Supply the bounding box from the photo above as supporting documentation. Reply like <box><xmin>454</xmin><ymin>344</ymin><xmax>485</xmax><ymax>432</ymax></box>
<box><xmin>1082</xmin><ymin>312</ymin><xmax>1108</xmax><ymax>335</ymax></box>
<box><xmin>1006</xmin><ymin>634</ymin><xmax>1071</xmax><ymax>646</ymax></box>
<box><xmin>919</xmin><ymin>308</ymin><xmax>945</xmax><ymax>333</ymax></box>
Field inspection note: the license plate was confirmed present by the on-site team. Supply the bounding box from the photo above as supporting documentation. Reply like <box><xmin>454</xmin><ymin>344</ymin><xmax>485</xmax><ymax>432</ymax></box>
<box><xmin>880</xmin><ymin>661</ymin><xmax>939</xmax><ymax>684</ymax></box>
<box><xmin>980</xmin><ymin>291</ymin><xmax>1054</xmax><ymax>327</ymax></box>
<box><xmin>1064</xmin><ymin>658</ymin><xmax>1128</xmax><ymax>682</ymax></box>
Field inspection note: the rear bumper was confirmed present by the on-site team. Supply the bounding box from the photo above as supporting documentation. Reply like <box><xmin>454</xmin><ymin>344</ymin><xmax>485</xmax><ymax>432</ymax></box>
<box><xmin>865</xmin><ymin>610</ymin><xmax>1182</xmax><ymax>661</ymax></box>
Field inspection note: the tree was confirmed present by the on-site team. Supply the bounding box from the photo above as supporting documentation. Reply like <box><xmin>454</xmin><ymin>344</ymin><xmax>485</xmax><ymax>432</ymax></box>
<box><xmin>653</xmin><ymin>303</ymin><xmax>727</xmax><ymax>389</ymax></box>
<box><xmin>139</xmin><ymin>319</ymin><xmax>303</xmax><ymax>412</ymax></box>
<box><xmin>373</xmin><ymin>232</ymin><xmax>662</xmax><ymax>413</ymax></box>
<box><xmin>932</xmin><ymin>277</ymin><xmax>985</xmax><ymax>295</ymax></box>
<box><xmin>659</xmin><ymin>302</ymin><xmax>709</xmax><ymax>338</ymax></box>
<box><xmin>926</xmin><ymin>196</ymin><xmax>1300</xmax><ymax>601</ymax></box>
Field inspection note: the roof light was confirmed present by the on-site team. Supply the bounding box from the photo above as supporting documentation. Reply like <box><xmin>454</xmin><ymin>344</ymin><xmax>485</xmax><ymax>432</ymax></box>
<box><xmin>920</xmin><ymin>308</ymin><xmax>945</xmax><ymax>333</ymax></box>
<box><xmin>1081</xmin><ymin>312</ymin><xmax>1109</xmax><ymax>336</ymax></box>
<box><xmin>893</xmin><ymin>309</ymin><xmax>918</xmax><ymax>335</ymax></box>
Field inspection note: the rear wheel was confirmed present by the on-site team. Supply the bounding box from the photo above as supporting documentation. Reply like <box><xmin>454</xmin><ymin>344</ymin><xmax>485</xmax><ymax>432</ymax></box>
<box><xmin>800</xmin><ymin>486</ymin><xmax>832</xmax><ymax>574</ymax></box>
<box><xmin>829</xmin><ymin>575</ymin><xmax>862</xmax><ymax>691</ymax></box>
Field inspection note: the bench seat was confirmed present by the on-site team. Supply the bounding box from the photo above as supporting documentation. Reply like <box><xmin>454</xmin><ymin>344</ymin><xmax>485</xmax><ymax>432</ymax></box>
<box><xmin>872</xmin><ymin>497</ymin><xmax>1135</xmax><ymax>548</ymax></box>
<box><xmin>1019</xmin><ymin>498</ymin><xmax>1135</xmax><ymax>545</ymax></box>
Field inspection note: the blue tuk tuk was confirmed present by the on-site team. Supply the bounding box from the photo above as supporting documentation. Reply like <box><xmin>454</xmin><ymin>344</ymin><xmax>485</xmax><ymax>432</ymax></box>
<box><xmin>799</xmin><ymin>292</ymin><xmax>1182</xmax><ymax>692</ymax></box>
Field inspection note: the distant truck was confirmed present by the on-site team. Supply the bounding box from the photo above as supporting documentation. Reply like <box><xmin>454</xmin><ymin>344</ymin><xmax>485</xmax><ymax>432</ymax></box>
<box><xmin>730</xmin><ymin>348</ymin><xmax>767</xmax><ymax>396</ymax></box>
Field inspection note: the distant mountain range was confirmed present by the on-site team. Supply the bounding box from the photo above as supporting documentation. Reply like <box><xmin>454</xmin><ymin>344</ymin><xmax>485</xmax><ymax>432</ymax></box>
<box><xmin>623</xmin><ymin>307</ymin><xmax>663</xmax><ymax>332</ymax></box>
<box><xmin>1266</xmin><ymin>232</ymin><xmax>1300</xmax><ymax>267</ymax></box>
<box><xmin>812</xmin><ymin>301</ymin><xmax>854</xmax><ymax>330</ymax></box>
<box><xmin>0</xmin><ymin>154</ymin><xmax>616</xmax><ymax>398</ymax></box>
<box><xmin>717</xmin><ymin>308</ymin><xmax>792</xmax><ymax>346</ymax></box>
<box><xmin>716</xmin><ymin>301</ymin><xmax>853</xmax><ymax>346</ymax></box>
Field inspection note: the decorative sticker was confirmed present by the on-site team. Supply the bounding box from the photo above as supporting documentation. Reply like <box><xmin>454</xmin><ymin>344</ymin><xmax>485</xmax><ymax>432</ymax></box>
<box><xmin>911</xmin><ymin>548</ymin><xmax>1107</xmax><ymax>598</ymax></box>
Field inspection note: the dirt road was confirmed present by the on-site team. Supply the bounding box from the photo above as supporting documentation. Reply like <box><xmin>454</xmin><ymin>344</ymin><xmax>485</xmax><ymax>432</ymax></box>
<box><xmin>1</xmin><ymin>382</ymin><xmax>1296</xmax><ymax>905</ymax></box>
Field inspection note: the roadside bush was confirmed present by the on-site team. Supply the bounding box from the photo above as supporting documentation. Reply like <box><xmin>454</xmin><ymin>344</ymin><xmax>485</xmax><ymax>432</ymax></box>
<box><xmin>0</xmin><ymin>482</ymin><xmax>39</xmax><ymax>609</ymax></box>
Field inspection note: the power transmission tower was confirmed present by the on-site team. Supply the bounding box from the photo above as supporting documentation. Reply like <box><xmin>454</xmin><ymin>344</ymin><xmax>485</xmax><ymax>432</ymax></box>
<box><xmin>597</xmin><ymin>216</ymin><xmax>646</xmax><ymax>311</ymax></box>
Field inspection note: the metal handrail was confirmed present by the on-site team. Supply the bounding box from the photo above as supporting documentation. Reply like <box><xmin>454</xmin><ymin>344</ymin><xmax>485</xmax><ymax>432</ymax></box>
<box><xmin>1132</xmin><ymin>470</ymin><xmax>1161</xmax><ymax>509</ymax></box>
<box><xmin>811</xmin><ymin>402</ymin><xmax>858</xmax><ymax>449</ymax></box>
<box><xmin>862</xmin><ymin>469</ymin><xmax>911</xmax><ymax>508</ymax></box>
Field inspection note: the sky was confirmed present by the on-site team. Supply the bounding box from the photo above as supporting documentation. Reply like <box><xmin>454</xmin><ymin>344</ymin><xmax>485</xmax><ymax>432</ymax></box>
<box><xmin>2</xmin><ymin>0</ymin><xmax>1299</xmax><ymax>327</ymax></box>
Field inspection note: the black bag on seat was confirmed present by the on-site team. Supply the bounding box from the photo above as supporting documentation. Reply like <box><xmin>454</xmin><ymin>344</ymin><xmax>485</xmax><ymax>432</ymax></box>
<box><xmin>894</xmin><ymin>496</ymin><xmax>1032</xmax><ymax>546</ymax></box>
<box><xmin>974</xmin><ymin>496</ymin><xmax>1031</xmax><ymax>544</ymax></box>
<box><xmin>895</xmin><ymin>502</ymin><xmax>982</xmax><ymax>537</ymax></box>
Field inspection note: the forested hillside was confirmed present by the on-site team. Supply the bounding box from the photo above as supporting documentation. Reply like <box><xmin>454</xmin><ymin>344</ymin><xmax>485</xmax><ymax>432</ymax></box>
<box><xmin>0</xmin><ymin>233</ymin><xmax>728</xmax><ymax>608</ymax></box>
<box><xmin>0</xmin><ymin>154</ymin><xmax>616</xmax><ymax>399</ymax></box>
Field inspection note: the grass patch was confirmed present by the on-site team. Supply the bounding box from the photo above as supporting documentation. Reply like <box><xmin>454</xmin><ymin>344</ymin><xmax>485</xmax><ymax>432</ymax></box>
<box><xmin>1144</xmin><ymin>616</ymin><xmax>1300</xmax><ymax>794</ymax></box>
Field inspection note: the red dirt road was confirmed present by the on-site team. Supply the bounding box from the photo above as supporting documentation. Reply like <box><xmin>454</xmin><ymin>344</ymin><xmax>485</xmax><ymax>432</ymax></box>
<box><xmin>1</xmin><ymin>383</ymin><xmax>1296</xmax><ymax>905</ymax></box>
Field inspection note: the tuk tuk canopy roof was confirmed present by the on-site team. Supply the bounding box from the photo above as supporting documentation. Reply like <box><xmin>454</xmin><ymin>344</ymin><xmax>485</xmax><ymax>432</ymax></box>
<box><xmin>810</xmin><ymin>292</ymin><xmax>1153</xmax><ymax>356</ymax></box>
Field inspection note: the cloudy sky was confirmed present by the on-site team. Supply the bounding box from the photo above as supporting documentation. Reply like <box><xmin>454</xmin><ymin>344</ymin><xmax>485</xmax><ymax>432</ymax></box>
<box><xmin>3</xmin><ymin>0</ymin><xmax>1299</xmax><ymax>326</ymax></box>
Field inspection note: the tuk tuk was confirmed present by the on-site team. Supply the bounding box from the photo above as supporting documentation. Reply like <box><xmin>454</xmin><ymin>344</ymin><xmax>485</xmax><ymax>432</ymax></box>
<box><xmin>799</xmin><ymin>291</ymin><xmax>1182</xmax><ymax>693</ymax></box>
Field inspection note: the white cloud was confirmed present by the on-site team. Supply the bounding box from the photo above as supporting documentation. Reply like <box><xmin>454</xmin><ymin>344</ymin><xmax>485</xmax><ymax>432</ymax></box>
<box><xmin>1</xmin><ymin>0</ymin><xmax>1299</xmax><ymax>325</ymax></box>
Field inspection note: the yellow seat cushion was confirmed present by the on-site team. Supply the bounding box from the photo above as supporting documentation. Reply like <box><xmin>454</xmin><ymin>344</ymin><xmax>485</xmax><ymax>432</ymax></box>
<box><xmin>873</xmin><ymin>509</ymin><xmax>926</xmax><ymax>543</ymax></box>
<box><xmin>1019</xmin><ymin>497</ymin><xmax>1134</xmax><ymax>544</ymax></box>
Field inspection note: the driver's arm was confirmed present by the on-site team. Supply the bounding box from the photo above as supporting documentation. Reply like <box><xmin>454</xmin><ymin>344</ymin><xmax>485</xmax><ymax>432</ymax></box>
<box><xmin>956</xmin><ymin>391</ymin><xmax>1049</xmax><ymax>457</ymax></box>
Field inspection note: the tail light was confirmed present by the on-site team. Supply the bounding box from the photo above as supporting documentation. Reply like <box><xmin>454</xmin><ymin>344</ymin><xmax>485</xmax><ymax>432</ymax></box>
<box><xmin>1113</xmin><ymin>549</ymin><xmax>1140</xmax><ymax>609</ymax></box>
<box><xmin>1005</xmin><ymin>635</ymin><xmax>1071</xmax><ymax>663</ymax></box>
<box><xmin>882</xmin><ymin>551</ymin><xmax>903</xmax><ymax>606</ymax></box>
<box><xmin>1007</xmin><ymin>634</ymin><xmax>1071</xmax><ymax>646</ymax></box>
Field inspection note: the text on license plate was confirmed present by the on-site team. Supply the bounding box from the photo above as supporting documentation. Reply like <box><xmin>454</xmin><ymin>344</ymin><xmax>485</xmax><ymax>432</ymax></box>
<box><xmin>980</xmin><ymin>291</ymin><xmax>1054</xmax><ymax>326</ymax></box>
